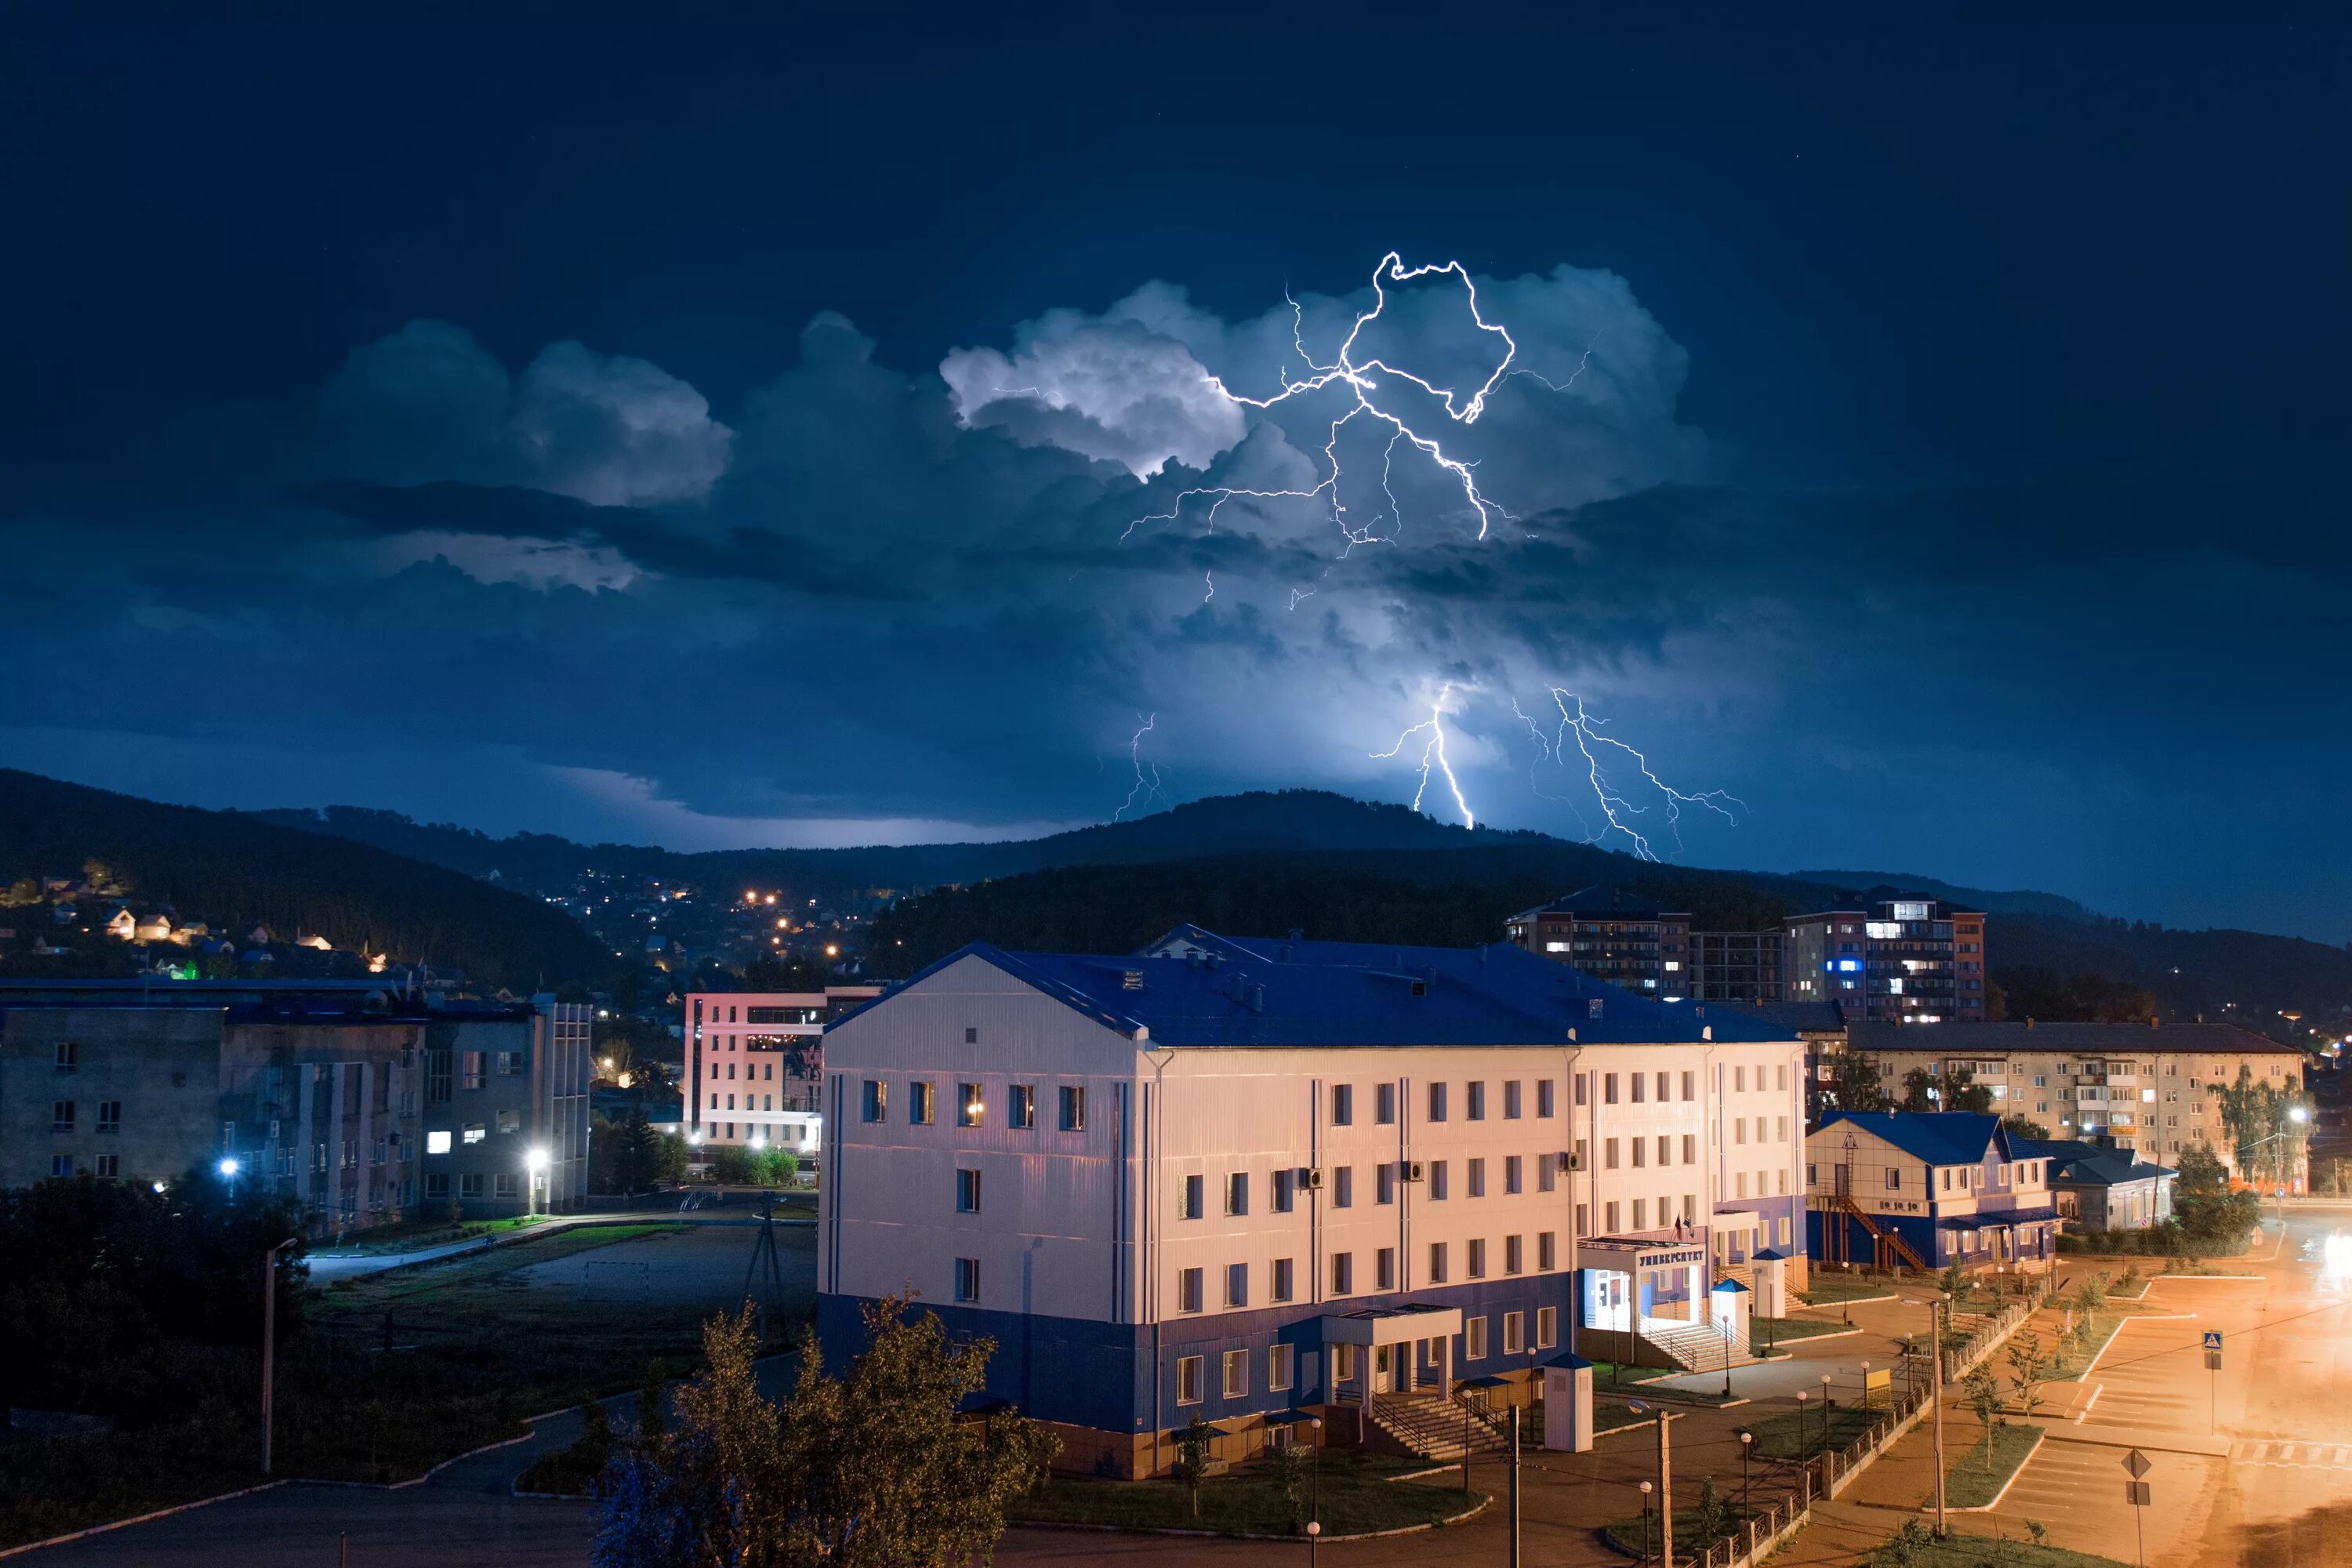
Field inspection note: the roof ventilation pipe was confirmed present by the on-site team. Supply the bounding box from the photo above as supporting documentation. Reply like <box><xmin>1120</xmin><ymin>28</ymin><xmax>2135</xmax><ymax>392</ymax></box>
<box><xmin>1249</xmin><ymin>985</ymin><xmax>1265</xmax><ymax>1013</ymax></box>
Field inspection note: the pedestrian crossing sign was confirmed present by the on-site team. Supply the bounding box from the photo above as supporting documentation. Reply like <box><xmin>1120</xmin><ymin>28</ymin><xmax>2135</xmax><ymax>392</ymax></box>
<box><xmin>2203</xmin><ymin>1330</ymin><xmax>2223</xmax><ymax>1351</ymax></box>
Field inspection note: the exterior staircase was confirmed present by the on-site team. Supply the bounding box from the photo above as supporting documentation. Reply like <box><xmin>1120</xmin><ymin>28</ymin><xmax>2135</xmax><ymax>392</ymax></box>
<box><xmin>1816</xmin><ymin>1192</ymin><xmax>1931</xmax><ymax>1272</ymax></box>
<box><xmin>1638</xmin><ymin>1316</ymin><xmax>1766</xmax><ymax>1373</ymax></box>
<box><xmin>1364</xmin><ymin>1392</ymin><xmax>1509</xmax><ymax>1463</ymax></box>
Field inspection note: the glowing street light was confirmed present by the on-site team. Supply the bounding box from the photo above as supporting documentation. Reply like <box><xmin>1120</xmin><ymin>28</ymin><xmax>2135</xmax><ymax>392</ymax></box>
<box><xmin>217</xmin><ymin>1156</ymin><xmax>240</xmax><ymax>1179</ymax></box>
<box><xmin>525</xmin><ymin>1146</ymin><xmax>550</xmax><ymax>1218</ymax></box>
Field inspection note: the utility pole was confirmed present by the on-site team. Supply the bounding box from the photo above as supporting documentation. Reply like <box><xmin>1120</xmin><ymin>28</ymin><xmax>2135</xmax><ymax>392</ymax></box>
<box><xmin>1930</xmin><ymin>1294</ymin><xmax>1947</xmax><ymax>1537</ymax></box>
<box><xmin>260</xmin><ymin>1236</ymin><xmax>296</xmax><ymax>1475</ymax></box>
<box><xmin>1508</xmin><ymin>1414</ymin><xmax>1521</xmax><ymax>1568</ymax></box>
<box><xmin>1657</xmin><ymin>1409</ymin><xmax>1675</xmax><ymax>1568</ymax></box>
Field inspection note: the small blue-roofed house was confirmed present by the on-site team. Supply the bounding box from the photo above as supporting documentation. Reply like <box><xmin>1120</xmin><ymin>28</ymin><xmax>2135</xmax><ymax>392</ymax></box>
<box><xmin>1805</xmin><ymin>1111</ymin><xmax>2061</xmax><ymax>1274</ymax></box>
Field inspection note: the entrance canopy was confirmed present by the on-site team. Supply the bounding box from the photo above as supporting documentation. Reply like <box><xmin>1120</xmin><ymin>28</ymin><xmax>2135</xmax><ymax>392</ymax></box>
<box><xmin>1321</xmin><ymin>1303</ymin><xmax>1464</xmax><ymax>1348</ymax></box>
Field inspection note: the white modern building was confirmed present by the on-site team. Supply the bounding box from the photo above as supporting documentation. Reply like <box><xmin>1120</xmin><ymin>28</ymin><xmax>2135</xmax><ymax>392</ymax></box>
<box><xmin>683</xmin><ymin>985</ymin><xmax>878</xmax><ymax>1151</ymax></box>
<box><xmin>818</xmin><ymin>927</ymin><xmax>1806</xmax><ymax>1475</ymax></box>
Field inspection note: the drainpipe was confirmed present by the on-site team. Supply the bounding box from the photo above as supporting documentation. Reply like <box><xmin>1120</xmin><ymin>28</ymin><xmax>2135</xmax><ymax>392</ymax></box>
<box><xmin>1146</xmin><ymin>1044</ymin><xmax>1172</xmax><ymax>1476</ymax></box>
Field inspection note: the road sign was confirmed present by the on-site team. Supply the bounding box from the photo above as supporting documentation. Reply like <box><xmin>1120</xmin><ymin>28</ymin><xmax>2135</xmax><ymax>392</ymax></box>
<box><xmin>2205</xmin><ymin>1349</ymin><xmax>2222</xmax><ymax>1370</ymax></box>
<box><xmin>2127</xmin><ymin>1480</ymin><xmax>2153</xmax><ymax>1507</ymax></box>
<box><xmin>2124</xmin><ymin>1449</ymin><xmax>2153</xmax><ymax>1479</ymax></box>
<box><xmin>2203</xmin><ymin>1330</ymin><xmax>2223</xmax><ymax>1351</ymax></box>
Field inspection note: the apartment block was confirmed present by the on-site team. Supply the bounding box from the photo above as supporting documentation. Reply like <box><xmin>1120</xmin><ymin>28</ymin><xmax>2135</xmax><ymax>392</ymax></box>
<box><xmin>1847</xmin><ymin>1019</ymin><xmax>2308</xmax><ymax>1185</ymax></box>
<box><xmin>684</xmin><ymin>985</ymin><xmax>880</xmax><ymax>1153</ymax></box>
<box><xmin>0</xmin><ymin>979</ymin><xmax>590</xmax><ymax>1226</ymax></box>
<box><xmin>817</xmin><ymin>924</ymin><xmax>1805</xmax><ymax>1475</ymax></box>
<box><xmin>1685</xmin><ymin>930</ymin><xmax>1787</xmax><ymax>1004</ymax></box>
<box><xmin>1784</xmin><ymin>895</ymin><xmax>1987</xmax><ymax>1022</ymax></box>
<box><xmin>1504</xmin><ymin>887</ymin><xmax>1691</xmax><ymax>998</ymax></box>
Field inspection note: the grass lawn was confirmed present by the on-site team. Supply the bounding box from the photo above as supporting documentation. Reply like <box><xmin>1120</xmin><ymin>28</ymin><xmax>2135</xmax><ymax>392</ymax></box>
<box><xmin>1745</xmin><ymin>1403</ymin><xmax>1881</xmax><ymax>1460</ymax></box>
<box><xmin>1944</xmin><ymin>1421</ymin><xmax>2044</xmax><ymax>1508</ymax></box>
<box><xmin>310</xmin><ymin>1213</ymin><xmax>556</xmax><ymax>1255</ymax></box>
<box><xmin>0</xmin><ymin>1221</ymin><xmax>748</xmax><ymax>1549</ymax></box>
<box><xmin>2045</xmin><ymin>1312</ymin><xmax>2125</xmax><ymax>1382</ymax></box>
<box><xmin>1801</xmin><ymin>1275</ymin><xmax>1900</xmax><ymax>1305</ymax></box>
<box><xmin>1751</xmin><ymin>1315</ymin><xmax>1858</xmax><ymax>1344</ymax></box>
<box><xmin>1864</xmin><ymin>1527</ymin><xmax>2133</xmax><ymax>1567</ymax></box>
<box><xmin>1008</xmin><ymin>1450</ymin><xmax>1477</xmax><ymax>1538</ymax></box>
<box><xmin>1601</xmin><ymin>1499</ymin><xmax>1757</xmax><ymax>1559</ymax></box>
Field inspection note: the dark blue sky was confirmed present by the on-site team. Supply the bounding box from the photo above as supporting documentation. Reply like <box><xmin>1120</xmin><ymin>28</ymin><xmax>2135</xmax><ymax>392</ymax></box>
<box><xmin>3</xmin><ymin>17</ymin><xmax>2348</xmax><ymax>940</ymax></box>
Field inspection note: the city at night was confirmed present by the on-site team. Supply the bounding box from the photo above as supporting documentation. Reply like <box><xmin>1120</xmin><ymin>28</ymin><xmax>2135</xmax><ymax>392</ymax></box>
<box><xmin>1</xmin><ymin>14</ymin><xmax>2347</xmax><ymax>1567</ymax></box>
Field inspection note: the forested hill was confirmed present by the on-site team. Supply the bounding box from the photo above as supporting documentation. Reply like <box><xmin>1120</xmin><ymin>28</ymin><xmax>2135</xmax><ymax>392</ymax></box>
<box><xmin>0</xmin><ymin>771</ymin><xmax>607</xmax><ymax>989</ymax></box>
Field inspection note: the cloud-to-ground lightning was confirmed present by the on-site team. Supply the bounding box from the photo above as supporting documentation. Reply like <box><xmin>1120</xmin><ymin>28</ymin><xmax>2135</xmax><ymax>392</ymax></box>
<box><xmin>1115</xmin><ymin>713</ymin><xmax>1168</xmax><ymax>821</ymax></box>
<box><xmin>1371</xmin><ymin>684</ymin><xmax>1475</xmax><ymax>828</ymax></box>
<box><xmin>1513</xmin><ymin>688</ymin><xmax>1745</xmax><ymax>861</ymax></box>
<box><xmin>1134</xmin><ymin>252</ymin><xmax>1562</xmax><ymax>555</ymax></box>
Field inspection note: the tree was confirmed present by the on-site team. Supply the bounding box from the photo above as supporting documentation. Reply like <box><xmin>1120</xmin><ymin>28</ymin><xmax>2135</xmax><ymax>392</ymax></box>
<box><xmin>2005</xmin><ymin>1332</ymin><xmax>2050</xmax><ymax>1423</ymax></box>
<box><xmin>596</xmin><ymin>1299</ymin><xmax>1056</xmax><ymax>1567</ymax></box>
<box><xmin>1269</xmin><ymin>1439</ymin><xmax>1311</xmax><ymax>1530</ymax></box>
<box><xmin>1693</xmin><ymin>1476</ymin><xmax>1731</xmax><ymax>1544</ymax></box>
<box><xmin>1995</xmin><ymin>966</ymin><xmax>2158</xmax><ymax>1024</ymax></box>
<box><xmin>707</xmin><ymin>1144</ymin><xmax>757</xmax><ymax>1185</ymax></box>
<box><xmin>2002</xmin><ymin>1114</ymin><xmax>2051</xmax><ymax>1142</ymax></box>
<box><xmin>1173</xmin><ymin>1416</ymin><xmax>1215</xmax><ymax>1517</ymax></box>
<box><xmin>1900</xmin><ymin>1068</ymin><xmax>1938</xmax><ymax>1113</ymax></box>
<box><xmin>2209</xmin><ymin>1066</ymin><xmax>2312</xmax><ymax>1195</ymax></box>
<box><xmin>1961</xmin><ymin>1364</ymin><xmax>2002</xmax><ymax>1469</ymax></box>
<box><xmin>609</xmin><ymin>1107</ymin><xmax>676</xmax><ymax>1195</ymax></box>
<box><xmin>2172</xmin><ymin>1141</ymin><xmax>2259</xmax><ymax>1254</ymax></box>
<box><xmin>1825</xmin><ymin>1050</ymin><xmax>1891</xmax><ymax>1112</ymax></box>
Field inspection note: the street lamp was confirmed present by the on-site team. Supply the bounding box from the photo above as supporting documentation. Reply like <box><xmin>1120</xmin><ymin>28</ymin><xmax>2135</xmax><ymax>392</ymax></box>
<box><xmin>1861</xmin><ymin>1360</ymin><xmax>1873</xmax><ymax>1412</ymax></box>
<box><xmin>1639</xmin><ymin>1479</ymin><xmax>1655</xmax><ymax>1567</ymax></box>
<box><xmin>525</xmin><ymin>1146</ymin><xmax>550</xmax><ymax>1218</ymax></box>
<box><xmin>1308</xmin><ymin>1415</ymin><xmax>1323</xmax><ymax>1566</ymax></box>
<box><xmin>1738</xmin><ymin>1430</ymin><xmax>1754</xmax><ymax>1506</ymax></box>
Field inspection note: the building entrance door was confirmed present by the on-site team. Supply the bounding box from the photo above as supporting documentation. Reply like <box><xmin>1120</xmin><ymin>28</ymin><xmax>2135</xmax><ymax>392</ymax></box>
<box><xmin>1373</xmin><ymin>1344</ymin><xmax>1397</xmax><ymax>1393</ymax></box>
<box><xmin>1835</xmin><ymin>1161</ymin><xmax>1853</xmax><ymax>1198</ymax></box>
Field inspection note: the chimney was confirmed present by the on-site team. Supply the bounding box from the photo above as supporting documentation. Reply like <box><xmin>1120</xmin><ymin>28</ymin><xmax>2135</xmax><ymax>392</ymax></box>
<box><xmin>2025</xmin><ymin>1017</ymin><xmax>2035</xmax><ymax>1029</ymax></box>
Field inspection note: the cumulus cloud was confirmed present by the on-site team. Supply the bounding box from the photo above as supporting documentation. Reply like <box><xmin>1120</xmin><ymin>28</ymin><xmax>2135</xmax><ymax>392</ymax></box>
<box><xmin>318</xmin><ymin>320</ymin><xmax>733</xmax><ymax>506</ymax></box>
<box><xmin>940</xmin><ymin>310</ymin><xmax>1245</xmax><ymax>477</ymax></box>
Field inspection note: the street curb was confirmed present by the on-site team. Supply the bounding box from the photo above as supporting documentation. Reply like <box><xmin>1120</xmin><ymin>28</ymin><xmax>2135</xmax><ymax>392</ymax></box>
<box><xmin>1011</xmin><ymin>1494</ymin><xmax>1490</xmax><ymax>1542</ymax></box>
<box><xmin>0</xmin><ymin>1482</ymin><xmax>289</xmax><ymax>1560</ymax></box>
<box><xmin>313</xmin><ymin>1216</ymin><xmax>691</xmax><ymax>1283</ymax></box>
<box><xmin>1937</xmin><ymin>1425</ymin><xmax>2045</xmax><ymax>1513</ymax></box>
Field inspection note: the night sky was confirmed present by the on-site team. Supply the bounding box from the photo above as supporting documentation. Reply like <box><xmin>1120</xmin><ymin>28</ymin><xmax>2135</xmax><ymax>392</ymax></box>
<box><xmin>3</xmin><ymin>17</ymin><xmax>2347</xmax><ymax>940</ymax></box>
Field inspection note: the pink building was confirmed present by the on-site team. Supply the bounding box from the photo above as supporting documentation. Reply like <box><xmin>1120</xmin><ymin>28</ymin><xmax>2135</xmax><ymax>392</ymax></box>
<box><xmin>684</xmin><ymin>986</ymin><xmax>880</xmax><ymax>1150</ymax></box>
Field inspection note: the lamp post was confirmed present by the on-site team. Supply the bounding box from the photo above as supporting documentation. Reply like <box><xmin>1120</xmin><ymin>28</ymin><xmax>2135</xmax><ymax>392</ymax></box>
<box><xmin>1721</xmin><ymin>1316</ymin><xmax>1736</xmax><ymax>1399</ymax></box>
<box><xmin>1795</xmin><ymin>1390</ymin><xmax>1809</xmax><ymax>1457</ymax></box>
<box><xmin>525</xmin><ymin>1145</ymin><xmax>550</xmax><ymax>1218</ymax></box>
<box><xmin>217</xmin><ymin>1155</ymin><xmax>240</xmax><ymax>1200</ymax></box>
<box><xmin>1309</xmin><ymin>1416</ymin><xmax>1323</xmax><ymax>1565</ymax></box>
<box><xmin>1639</xmin><ymin>1479</ymin><xmax>1655</xmax><ymax>1567</ymax></box>
<box><xmin>260</xmin><ymin>1236</ymin><xmax>296</xmax><ymax>1475</ymax></box>
<box><xmin>1861</xmin><ymin>1361</ymin><xmax>1873</xmax><ymax>1413</ymax></box>
<box><xmin>1739</xmin><ymin>1430</ymin><xmax>1754</xmax><ymax>1507</ymax></box>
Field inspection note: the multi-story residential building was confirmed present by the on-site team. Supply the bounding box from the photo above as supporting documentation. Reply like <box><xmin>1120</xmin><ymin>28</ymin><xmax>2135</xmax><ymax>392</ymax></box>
<box><xmin>1504</xmin><ymin>887</ymin><xmax>1691</xmax><ymax>998</ymax></box>
<box><xmin>1685</xmin><ymin>930</ymin><xmax>1787</xmax><ymax>1004</ymax></box>
<box><xmin>1846</xmin><ymin>1020</ymin><xmax>2309</xmax><ymax>1185</ymax></box>
<box><xmin>684</xmin><ymin>985</ymin><xmax>880</xmax><ymax>1149</ymax></box>
<box><xmin>1784</xmin><ymin>895</ymin><xmax>1988</xmax><ymax>1022</ymax></box>
<box><xmin>0</xmin><ymin>979</ymin><xmax>590</xmax><ymax>1226</ymax></box>
<box><xmin>817</xmin><ymin>925</ymin><xmax>1805</xmax><ymax>1476</ymax></box>
<box><xmin>1806</xmin><ymin>1112</ymin><xmax>2060</xmax><ymax>1272</ymax></box>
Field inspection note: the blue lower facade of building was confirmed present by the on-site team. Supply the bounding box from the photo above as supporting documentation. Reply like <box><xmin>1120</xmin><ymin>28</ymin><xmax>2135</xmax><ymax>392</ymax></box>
<box><xmin>818</xmin><ymin>1271</ymin><xmax>1575</xmax><ymax>1439</ymax></box>
<box><xmin>1806</xmin><ymin>1205</ymin><xmax>2058</xmax><ymax>1269</ymax></box>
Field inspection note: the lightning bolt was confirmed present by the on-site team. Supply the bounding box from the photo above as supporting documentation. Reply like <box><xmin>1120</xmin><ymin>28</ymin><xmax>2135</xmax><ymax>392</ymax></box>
<box><xmin>1114</xmin><ymin>713</ymin><xmax>1167</xmax><ymax>821</ymax></box>
<box><xmin>1517</xmin><ymin>688</ymin><xmax>1744</xmax><ymax>862</ymax></box>
<box><xmin>1371</xmin><ymin>684</ymin><xmax>1475</xmax><ymax>828</ymax></box>
<box><xmin>1508</xmin><ymin>328</ymin><xmax>1604</xmax><ymax>395</ymax></box>
<box><xmin>1134</xmin><ymin>252</ymin><xmax>1549</xmax><ymax>564</ymax></box>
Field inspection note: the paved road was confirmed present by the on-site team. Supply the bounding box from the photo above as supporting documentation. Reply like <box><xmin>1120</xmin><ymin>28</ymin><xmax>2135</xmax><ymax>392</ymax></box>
<box><xmin>1778</xmin><ymin>1208</ymin><xmax>2352</xmax><ymax>1568</ymax></box>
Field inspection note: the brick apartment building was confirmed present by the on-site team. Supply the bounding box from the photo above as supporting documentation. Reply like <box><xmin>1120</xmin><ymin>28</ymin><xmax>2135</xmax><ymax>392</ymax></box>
<box><xmin>1503</xmin><ymin>887</ymin><xmax>1690</xmax><ymax>999</ymax></box>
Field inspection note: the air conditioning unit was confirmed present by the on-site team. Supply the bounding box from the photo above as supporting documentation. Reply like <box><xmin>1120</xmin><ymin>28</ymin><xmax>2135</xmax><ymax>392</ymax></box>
<box><xmin>1402</xmin><ymin>1160</ymin><xmax>1425</xmax><ymax>1182</ymax></box>
<box><xmin>1560</xmin><ymin>1150</ymin><xmax>1582</xmax><ymax>1172</ymax></box>
<box><xmin>1302</xmin><ymin>1167</ymin><xmax>1325</xmax><ymax>1190</ymax></box>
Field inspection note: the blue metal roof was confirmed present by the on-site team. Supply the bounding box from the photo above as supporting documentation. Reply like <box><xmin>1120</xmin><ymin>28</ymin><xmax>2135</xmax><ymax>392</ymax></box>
<box><xmin>843</xmin><ymin>925</ymin><xmax>1801</xmax><ymax>1049</ymax></box>
<box><xmin>1817</xmin><ymin>1109</ymin><xmax>2013</xmax><ymax>1166</ymax></box>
